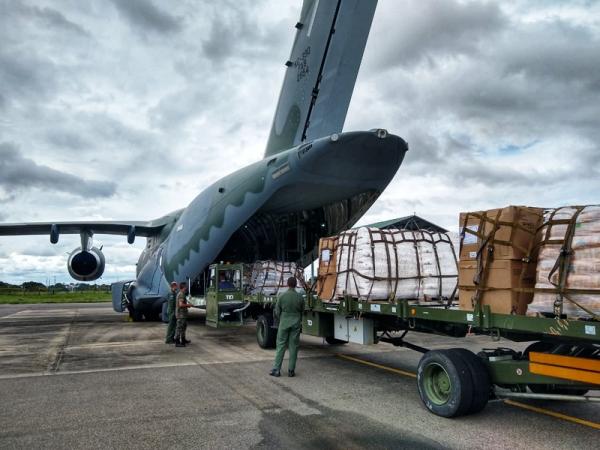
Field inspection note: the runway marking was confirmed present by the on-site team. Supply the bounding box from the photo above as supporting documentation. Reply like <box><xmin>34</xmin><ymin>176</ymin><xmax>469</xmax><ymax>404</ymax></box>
<box><xmin>504</xmin><ymin>399</ymin><xmax>600</xmax><ymax>430</ymax></box>
<box><xmin>0</xmin><ymin>362</ymin><xmax>200</xmax><ymax>379</ymax></box>
<box><xmin>337</xmin><ymin>354</ymin><xmax>417</xmax><ymax>379</ymax></box>
<box><xmin>66</xmin><ymin>340</ymin><xmax>165</xmax><ymax>350</ymax></box>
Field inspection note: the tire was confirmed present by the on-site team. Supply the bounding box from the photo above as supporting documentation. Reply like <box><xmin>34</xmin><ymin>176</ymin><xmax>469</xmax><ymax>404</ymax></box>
<box><xmin>417</xmin><ymin>349</ymin><xmax>474</xmax><ymax>418</ymax></box>
<box><xmin>161</xmin><ymin>302</ymin><xmax>169</xmax><ymax>323</ymax></box>
<box><xmin>129</xmin><ymin>308</ymin><xmax>144</xmax><ymax>322</ymax></box>
<box><xmin>256</xmin><ymin>314</ymin><xmax>277</xmax><ymax>349</ymax></box>
<box><xmin>325</xmin><ymin>336</ymin><xmax>348</xmax><ymax>345</ymax></box>
<box><xmin>449</xmin><ymin>348</ymin><xmax>491</xmax><ymax>414</ymax></box>
<box><xmin>144</xmin><ymin>311</ymin><xmax>160</xmax><ymax>321</ymax></box>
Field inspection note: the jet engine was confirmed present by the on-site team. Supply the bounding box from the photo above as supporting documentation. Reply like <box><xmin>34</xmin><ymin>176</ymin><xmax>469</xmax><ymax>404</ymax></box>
<box><xmin>67</xmin><ymin>246</ymin><xmax>106</xmax><ymax>281</ymax></box>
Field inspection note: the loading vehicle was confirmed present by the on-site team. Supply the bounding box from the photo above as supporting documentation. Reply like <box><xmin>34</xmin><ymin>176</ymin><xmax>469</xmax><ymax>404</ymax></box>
<box><xmin>158</xmin><ymin>262</ymin><xmax>600</xmax><ymax>418</ymax></box>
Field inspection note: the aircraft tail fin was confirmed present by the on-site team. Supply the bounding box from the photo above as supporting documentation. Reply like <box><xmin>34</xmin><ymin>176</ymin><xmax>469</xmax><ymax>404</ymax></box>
<box><xmin>264</xmin><ymin>0</ymin><xmax>377</xmax><ymax>157</ymax></box>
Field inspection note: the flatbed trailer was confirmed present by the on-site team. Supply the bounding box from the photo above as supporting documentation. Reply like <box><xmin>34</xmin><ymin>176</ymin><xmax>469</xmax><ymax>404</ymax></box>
<box><xmin>200</xmin><ymin>263</ymin><xmax>600</xmax><ymax>417</ymax></box>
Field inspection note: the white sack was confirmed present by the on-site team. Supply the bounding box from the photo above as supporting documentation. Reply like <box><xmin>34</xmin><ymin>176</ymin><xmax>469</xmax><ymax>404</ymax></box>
<box><xmin>335</xmin><ymin>227</ymin><xmax>458</xmax><ymax>302</ymax></box>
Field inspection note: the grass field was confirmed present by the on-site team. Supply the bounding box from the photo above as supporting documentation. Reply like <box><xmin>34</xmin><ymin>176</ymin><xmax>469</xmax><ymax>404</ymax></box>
<box><xmin>0</xmin><ymin>291</ymin><xmax>111</xmax><ymax>304</ymax></box>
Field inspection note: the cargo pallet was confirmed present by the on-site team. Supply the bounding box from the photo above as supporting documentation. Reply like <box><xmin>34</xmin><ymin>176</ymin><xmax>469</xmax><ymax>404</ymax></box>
<box><xmin>199</xmin><ymin>263</ymin><xmax>600</xmax><ymax>417</ymax></box>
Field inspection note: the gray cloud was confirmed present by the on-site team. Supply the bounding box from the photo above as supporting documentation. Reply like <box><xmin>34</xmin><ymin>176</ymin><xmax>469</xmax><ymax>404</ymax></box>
<box><xmin>202</xmin><ymin>20</ymin><xmax>237</xmax><ymax>63</ymax></box>
<box><xmin>372</xmin><ymin>0</ymin><xmax>506</xmax><ymax>70</ymax></box>
<box><xmin>0</xmin><ymin>142</ymin><xmax>116</xmax><ymax>198</ymax></box>
<box><xmin>20</xmin><ymin>247</ymin><xmax>61</xmax><ymax>257</ymax></box>
<box><xmin>0</xmin><ymin>0</ymin><xmax>599</xmax><ymax>283</ymax></box>
<box><xmin>110</xmin><ymin>0</ymin><xmax>182</xmax><ymax>34</ymax></box>
<box><xmin>195</xmin><ymin>1</ymin><xmax>286</xmax><ymax>66</ymax></box>
<box><xmin>46</xmin><ymin>130</ymin><xmax>92</xmax><ymax>151</ymax></box>
<box><xmin>148</xmin><ymin>87</ymin><xmax>216</xmax><ymax>130</ymax></box>
<box><xmin>27</xmin><ymin>5</ymin><xmax>90</xmax><ymax>36</ymax></box>
<box><xmin>0</xmin><ymin>50</ymin><xmax>57</xmax><ymax>103</ymax></box>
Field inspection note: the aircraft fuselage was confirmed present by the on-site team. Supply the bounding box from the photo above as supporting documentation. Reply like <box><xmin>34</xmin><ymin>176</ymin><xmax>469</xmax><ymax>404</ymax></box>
<box><xmin>131</xmin><ymin>130</ymin><xmax>408</xmax><ymax>313</ymax></box>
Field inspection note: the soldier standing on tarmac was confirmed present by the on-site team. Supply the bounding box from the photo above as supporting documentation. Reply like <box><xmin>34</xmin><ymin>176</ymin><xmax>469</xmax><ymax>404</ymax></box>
<box><xmin>175</xmin><ymin>282</ymin><xmax>193</xmax><ymax>347</ymax></box>
<box><xmin>270</xmin><ymin>277</ymin><xmax>304</xmax><ymax>377</ymax></box>
<box><xmin>165</xmin><ymin>282</ymin><xmax>178</xmax><ymax>344</ymax></box>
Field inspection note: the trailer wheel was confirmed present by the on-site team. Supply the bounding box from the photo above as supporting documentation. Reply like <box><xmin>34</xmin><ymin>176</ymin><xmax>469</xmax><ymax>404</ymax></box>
<box><xmin>325</xmin><ymin>336</ymin><xmax>348</xmax><ymax>345</ymax></box>
<box><xmin>449</xmin><ymin>348</ymin><xmax>491</xmax><ymax>414</ymax></box>
<box><xmin>417</xmin><ymin>350</ymin><xmax>474</xmax><ymax>418</ymax></box>
<box><xmin>256</xmin><ymin>314</ymin><xmax>277</xmax><ymax>349</ymax></box>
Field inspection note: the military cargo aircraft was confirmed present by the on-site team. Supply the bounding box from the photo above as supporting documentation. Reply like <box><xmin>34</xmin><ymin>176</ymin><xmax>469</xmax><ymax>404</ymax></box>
<box><xmin>0</xmin><ymin>0</ymin><xmax>408</xmax><ymax>320</ymax></box>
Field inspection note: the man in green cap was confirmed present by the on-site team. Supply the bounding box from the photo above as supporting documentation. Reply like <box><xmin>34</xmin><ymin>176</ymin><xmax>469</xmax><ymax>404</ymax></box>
<box><xmin>270</xmin><ymin>277</ymin><xmax>304</xmax><ymax>377</ymax></box>
<box><xmin>165</xmin><ymin>281</ymin><xmax>178</xmax><ymax>344</ymax></box>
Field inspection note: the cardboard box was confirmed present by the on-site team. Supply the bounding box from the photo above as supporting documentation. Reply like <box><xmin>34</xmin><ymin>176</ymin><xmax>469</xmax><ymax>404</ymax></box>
<box><xmin>459</xmin><ymin>206</ymin><xmax>544</xmax><ymax>261</ymax></box>
<box><xmin>458</xmin><ymin>259</ymin><xmax>536</xmax><ymax>315</ymax></box>
<box><xmin>316</xmin><ymin>236</ymin><xmax>338</xmax><ymax>301</ymax></box>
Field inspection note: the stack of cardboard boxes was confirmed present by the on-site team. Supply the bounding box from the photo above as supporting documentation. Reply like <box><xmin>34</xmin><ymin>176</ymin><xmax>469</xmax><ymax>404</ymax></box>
<box><xmin>316</xmin><ymin>236</ymin><xmax>339</xmax><ymax>301</ymax></box>
<box><xmin>458</xmin><ymin>206</ymin><xmax>544</xmax><ymax>314</ymax></box>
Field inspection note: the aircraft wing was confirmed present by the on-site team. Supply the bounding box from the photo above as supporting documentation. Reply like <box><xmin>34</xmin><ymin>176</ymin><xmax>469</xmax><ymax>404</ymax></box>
<box><xmin>264</xmin><ymin>0</ymin><xmax>378</xmax><ymax>157</ymax></box>
<box><xmin>0</xmin><ymin>212</ymin><xmax>181</xmax><ymax>244</ymax></box>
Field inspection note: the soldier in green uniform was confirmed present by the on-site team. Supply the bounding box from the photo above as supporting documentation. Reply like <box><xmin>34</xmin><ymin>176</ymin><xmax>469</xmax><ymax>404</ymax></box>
<box><xmin>165</xmin><ymin>281</ymin><xmax>178</xmax><ymax>344</ymax></box>
<box><xmin>175</xmin><ymin>282</ymin><xmax>193</xmax><ymax>347</ymax></box>
<box><xmin>270</xmin><ymin>277</ymin><xmax>304</xmax><ymax>377</ymax></box>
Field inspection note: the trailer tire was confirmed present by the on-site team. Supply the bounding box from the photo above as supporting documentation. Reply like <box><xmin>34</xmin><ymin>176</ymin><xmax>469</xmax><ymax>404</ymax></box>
<box><xmin>417</xmin><ymin>350</ymin><xmax>474</xmax><ymax>418</ymax></box>
<box><xmin>256</xmin><ymin>314</ymin><xmax>277</xmax><ymax>349</ymax></box>
<box><xmin>448</xmin><ymin>348</ymin><xmax>491</xmax><ymax>414</ymax></box>
<box><xmin>325</xmin><ymin>336</ymin><xmax>348</xmax><ymax>345</ymax></box>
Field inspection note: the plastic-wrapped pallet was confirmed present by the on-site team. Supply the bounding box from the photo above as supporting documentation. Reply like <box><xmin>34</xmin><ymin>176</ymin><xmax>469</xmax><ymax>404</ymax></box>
<box><xmin>529</xmin><ymin>206</ymin><xmax>600</xmax><ymax>319</ymax></box>
<box><xmin>333</xmin><ymin>227</ymin><xmax>458</xmax><ymax>302</ymax></box>
<box><xmin>249</xmin><ymin>260</ymin><xmax>305</xmax><ymax>295</ymax></box>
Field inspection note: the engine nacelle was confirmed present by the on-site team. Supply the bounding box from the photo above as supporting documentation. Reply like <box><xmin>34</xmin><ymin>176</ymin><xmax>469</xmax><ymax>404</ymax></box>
<box><xmin>67</xmin><ymin>246</ymin><xmax>106</xmax><ymax>281</ymax></box>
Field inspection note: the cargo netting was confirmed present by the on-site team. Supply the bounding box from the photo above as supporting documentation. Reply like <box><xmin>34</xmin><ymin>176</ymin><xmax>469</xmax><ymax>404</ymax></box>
<box><xmin>248</xmin><ymin>260</ymin><xmax>306</xmax><ymax>296</ymax></box>
<box><xmin>318</xmin><ymin>227</ymin><xmax>459</xmax><ymax>304</ymax></box>
<box><xmin>528</xmin><ymin>205</ymin><xmax>600</xmax><ymax>320</ymax></box>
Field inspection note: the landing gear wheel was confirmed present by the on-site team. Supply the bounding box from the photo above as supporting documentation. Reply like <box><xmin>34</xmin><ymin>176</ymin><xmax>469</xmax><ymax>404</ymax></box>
<box><xmin>144</xmin><ymin>311</ymin><xmax>160</xmax><ymax>322</ymax></box>
<box><xmin>161</xmin><ymin>302</ymin><xmax>169</xmax><ymax>323</ymax></box>
<box><xmin>449</xmin><ymin>348</ymin><xmax>491</xmax><ymax>414</ymax></box>
<box><xmin>325</xmin><ymin>336</ymin><xmax>348</xmax><ymax>345</ymax></box>
<box><xmin>129</xmin><ymin>308</ymin><xmax>143</xmax><ymax>322</ymax></box>
<box><xmin>417</xmin><ymin>349</ymin><xmax>474</xmax><ymax>418</ymax></box>
<box><xmin>256</xmin><ymin>314</ymin><xmax>277</xmax><ymax>349</ymax></box>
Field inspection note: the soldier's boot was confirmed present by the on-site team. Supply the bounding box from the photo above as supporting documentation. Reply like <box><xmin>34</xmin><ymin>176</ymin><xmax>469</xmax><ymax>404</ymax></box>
<box><xmin>182</xmin><ymin>335</ymin><xmax>191</xmax><ymax>344</ymax></box>
<box><xmin>269</xmin><ymin>368</ymin><xmax>281</xmax><ymax>377</ymax></box>
<box><xmin>175</xmin><ymin>337</ymin><xmax>185</xmax><ymax>347</ymax></box>
<box><xmin>288</xmin><ymin>370</ymin><xmax>295</xmax><ymax>377</ymax></box>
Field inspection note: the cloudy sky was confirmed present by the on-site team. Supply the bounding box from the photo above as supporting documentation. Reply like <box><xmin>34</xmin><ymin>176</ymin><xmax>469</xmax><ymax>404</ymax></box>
<box><xmin>1</xmin><ymin>0</ymin><xmax>599</xmax><ymax>284</ymax></box>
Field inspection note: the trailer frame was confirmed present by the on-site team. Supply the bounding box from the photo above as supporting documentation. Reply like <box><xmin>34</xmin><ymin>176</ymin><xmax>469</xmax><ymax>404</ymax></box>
<box><xmin>203</xmin><ymin>263</ymin><xmax>600</xmax><ymax>417</ymax></box>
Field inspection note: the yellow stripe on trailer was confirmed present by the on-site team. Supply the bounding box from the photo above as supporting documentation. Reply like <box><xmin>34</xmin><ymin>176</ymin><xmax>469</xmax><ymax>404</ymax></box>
<box><xmin>529</xmin><ymin>352</ymin><xmax>600</xmax><ymax>385</ymax></box>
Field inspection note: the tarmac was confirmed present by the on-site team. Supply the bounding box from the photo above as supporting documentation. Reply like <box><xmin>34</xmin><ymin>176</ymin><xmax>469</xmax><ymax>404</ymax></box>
<box><xmin>0</xmin><ymin>303</ymin><xmax>598</xmax><ymax>449</ymax></box>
